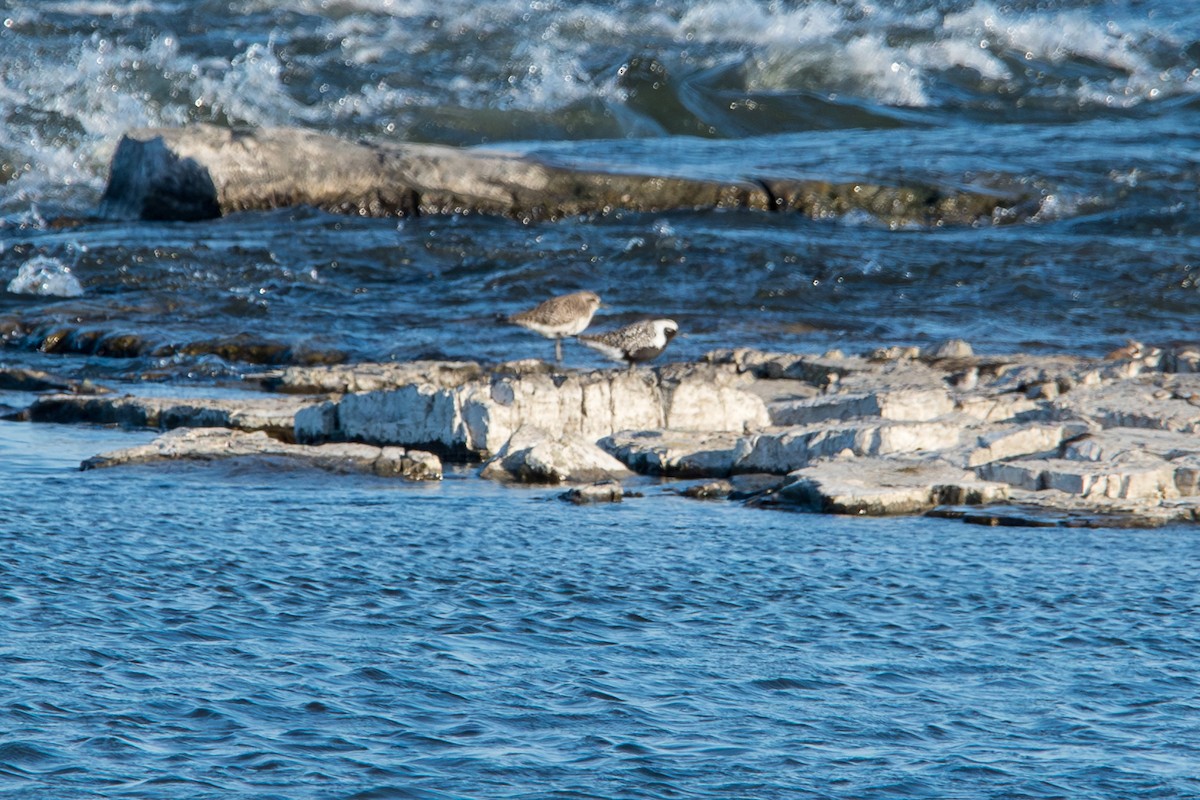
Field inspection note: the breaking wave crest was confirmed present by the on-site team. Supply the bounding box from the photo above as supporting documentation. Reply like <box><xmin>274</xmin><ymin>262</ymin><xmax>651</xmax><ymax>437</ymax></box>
<box><xmin>0</xmin><ymin>0</ymin><xmax>1197</xmax><ymax>211</ymax></box>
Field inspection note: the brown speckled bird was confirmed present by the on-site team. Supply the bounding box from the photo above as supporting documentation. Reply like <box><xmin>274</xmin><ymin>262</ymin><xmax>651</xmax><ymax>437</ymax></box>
<box><xmin>508</xmin><ymin>290</ymin><xmax>602</xmax><ymax>362</ymax></box>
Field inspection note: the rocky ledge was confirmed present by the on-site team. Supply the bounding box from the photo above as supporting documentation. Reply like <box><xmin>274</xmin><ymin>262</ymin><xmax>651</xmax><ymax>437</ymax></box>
<box><xmin>9</xmin><ymin>339</ymin><xmax>1200</xmax><ymax>526</ymax></box>
<box><xmin>97</xmin><ymin>125</ymin><xmax>1032</xmax><ymax>227</ymax></box>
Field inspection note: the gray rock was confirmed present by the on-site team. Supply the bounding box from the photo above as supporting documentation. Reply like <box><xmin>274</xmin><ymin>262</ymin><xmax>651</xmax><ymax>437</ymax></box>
<box><xmin>964</xmin><ymin>423</ymin><xmax>1071</xmax><ymax>467</ymax></box>
<box><xmin>480</xmin><ymin>427</ymin><xmax>633</xmax><ymax>484</ymax></box>
<box><xmin>601</xmin><ymin>429</ymin><xmax>750</xmax><ymax>478</ymax></box>
<box><xmin>25</xmin><ymin>340</ymin><xmax>1200</xmax><ymax>526</ymax></box>
<box><xmin>560</xmin><ymin>480</ymin><xmax>625</xmax><ymax>505</ymax></box>
<box><xmin>777</xmin><ymin>457</ymin><xmax>1009</xmax><ymax>516</ymax></box>
<box><xmin>1062</xmin><ymin>427</ymin><xmax>1200</xmax><ymax>463</ymax></box>
<box><xmin>1056</xmin><ymin>379</ymin><xmax>1200</xmax><ymax>432</ymax></box>
<box><xmin>100</xmin><ymin>126</ymin><xmax>1027</xmax><ymax>226</ymax></box>
<box><xmin>739</xmin><ymin>419</ymin><xmax>965</xmax><ymax>474</ymax></box>
<box><xmin>28</xmin><ymin>392</ymin><xmax>324</xmax><ymax>439</ymax></box>
<box><xmin>925</xmin><ymin>338</ymin><xmax>974</xmax><ymax>359</ymax></box>
<box><xmin>260</xmin><ymin>360</ymin><xmax>483</xmax><ymax>394</ymax></box>
<box><xmin>978</xmin><ymin>456</ymin><xmax>1177</xmax><ymax>500</ymax></box>
<box><xmin>955</xmin><ymin>392</ymin><xmax>1048</xmax><ymax>424</ymax></box>
<box><xmin>769</xmin><ymin>387</ymin><xmax>954</xmax><ymax>426</ymax></box>
<box><xmin>81</xmin><ymin>427</ymin><xmax>442</xmax><ymax>479</ymax></box>
<box><xmin>1171</xmin><ymin>456</ymin><xmax>1200</xmax><ymax>496</ymax></box>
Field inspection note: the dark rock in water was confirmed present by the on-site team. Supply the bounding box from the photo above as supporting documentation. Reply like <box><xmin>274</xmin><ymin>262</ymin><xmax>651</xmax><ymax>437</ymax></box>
<box><xmin>99</xmin><ymin>125</ymin><xmax>1030</xmax><ymax>227</ymax></box>
<box><xmin>0</xmin><ymin>367</ymin><xmax>109</xmax><ymax>394</ymax></box>
<box><xmin>8</xmin><ymin>319</ymin><xmax>347</xmax><ymax>367</ymax></box>
<box><xmin>762</xmin><ymin>180</ymin><xmax>1019</xmax><ymax>227</ymax></box>
<box><xmin>680</xmin><ymin>480</ymin><xmax>734</xmax><ymax>500</ymax></box>
<box><xmin>560</xmin><ymin>480</ymin><xmax>625</xmax><ymax>504</ymax></box>
<box><xmin>928</xmin><ymin>503</ymin><xmax>1178</xmax><ymax>529</ymax></box>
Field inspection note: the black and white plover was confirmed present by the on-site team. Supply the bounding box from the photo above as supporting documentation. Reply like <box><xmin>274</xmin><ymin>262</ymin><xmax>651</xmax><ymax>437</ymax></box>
<box><xmin>579</xmin><ymin>319</ymin><xmax>678</xmax><ymax>367</ymax></box>
<box><xmin>508</xmin><ymin>290</ymin><xmax>602</xmax><ymax>362</ymax></box>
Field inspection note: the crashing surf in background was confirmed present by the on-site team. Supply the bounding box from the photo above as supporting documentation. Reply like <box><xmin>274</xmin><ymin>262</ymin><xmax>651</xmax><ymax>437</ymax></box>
<box><xmin>2</xmin><ymin>0</ymin><xmax>1197</xmax><ymax>213</ymax></box>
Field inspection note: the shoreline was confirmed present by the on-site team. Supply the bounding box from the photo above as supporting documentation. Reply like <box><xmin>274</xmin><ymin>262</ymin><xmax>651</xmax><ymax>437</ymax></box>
<box><xmin>7</xmin><ymin>338</ymin><xmax>1200</xmax><ymax>527</ymax></box>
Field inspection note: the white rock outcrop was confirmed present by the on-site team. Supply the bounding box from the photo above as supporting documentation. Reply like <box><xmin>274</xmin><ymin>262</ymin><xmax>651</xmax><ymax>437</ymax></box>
<box><xmin>295</xmin><ymin>364</ymin><xmax>769</xmax><ymax>458</ymax></box>
<box><xmin>480</xmin><ymin>427</ymin><xmax>633</xmax><ymax>484</ymax></box>
<box><xmin>31</xmin><ymin>338</ymin><xmax>1200</xmax><ymax>525</ymax></box>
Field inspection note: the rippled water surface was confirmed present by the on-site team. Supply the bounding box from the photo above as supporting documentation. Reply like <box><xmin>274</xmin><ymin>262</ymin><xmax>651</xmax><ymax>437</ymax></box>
<box><xmin>0</xmin><ymin>0</ymin><xmax>1198</xmax><ymax>379</ymax></box>
<box><xmin>2</xmin><ymin>420</ymin><xmax>1200</xmax><ymax>799</ymax></box>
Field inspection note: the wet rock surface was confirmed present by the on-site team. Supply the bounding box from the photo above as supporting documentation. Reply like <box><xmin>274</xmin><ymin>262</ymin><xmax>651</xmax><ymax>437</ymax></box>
<box><xmin>13</xmin><ymin>338</ymin><xmax>1200</xmax><ymax>525</ymax></box>
<box><xmin>98</xmin><ymin>126</ymin><xmax>1030</xmax><ymax>227</ymax></box>
<box><xmin>82</xmin><ymin>427</ymin><xmax>442</xmax><ymax>480</ymax></box>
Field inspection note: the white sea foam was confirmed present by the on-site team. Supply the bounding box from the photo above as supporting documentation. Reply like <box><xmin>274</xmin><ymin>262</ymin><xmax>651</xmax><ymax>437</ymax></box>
<box><xmin>7</xmin><ymin>256</ymin><xmax>85</xmax><ymax>298</ymax></box>
<box><xmin>1</xmin><ymin>0</ymin><xmax>1197</xmax><ymax>217</ymax></box>
<box><xmin>942</xmin><ymin>1</ymin><xmax>1193</xmax><ymax>107</ymax></box>
<box><xmin>32</xmin><ymin>0</ymin><xmax>167</xmax><ymax>13</ymax></box>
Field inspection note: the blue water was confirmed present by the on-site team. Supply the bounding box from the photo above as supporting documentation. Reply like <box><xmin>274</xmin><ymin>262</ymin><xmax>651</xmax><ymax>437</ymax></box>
<box><xmin>2</xmin><ymin>420</ymin><xmax>1200</xmax><ymax>799</ymax></box>
<box><xmin>2</xmin><ymin>0</ymin><xmax>1199</xmax><ymax>376</ymax></box>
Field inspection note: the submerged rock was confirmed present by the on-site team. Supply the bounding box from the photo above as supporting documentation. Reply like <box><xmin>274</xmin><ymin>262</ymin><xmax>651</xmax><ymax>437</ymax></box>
<box><xmin>0</xmin><ymin>367</ymin><xmax>109</xmax><ymax>395</ymax></box>
<box><xmin>560</xmin><ymin>480</ymin><xmax>625</xmax><ymax>505</ymax></box>
<box><xmin>81</xmin><ymin>427</ymin><xmax>441</xmax><ymax>479</ymax></box>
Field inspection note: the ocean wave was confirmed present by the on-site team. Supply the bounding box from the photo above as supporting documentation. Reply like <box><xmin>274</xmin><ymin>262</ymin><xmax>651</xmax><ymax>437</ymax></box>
<box><xmin>0</xmin><ymin>0</ymin><xmax>1196</xmax><ymax>212</ymax></box>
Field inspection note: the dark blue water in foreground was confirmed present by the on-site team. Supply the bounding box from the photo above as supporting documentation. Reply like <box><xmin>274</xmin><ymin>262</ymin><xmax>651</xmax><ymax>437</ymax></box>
<box><xmin>3</xmin><ymin>420</ymin><xmax>1199</xmax><ymax>799</ymax></box>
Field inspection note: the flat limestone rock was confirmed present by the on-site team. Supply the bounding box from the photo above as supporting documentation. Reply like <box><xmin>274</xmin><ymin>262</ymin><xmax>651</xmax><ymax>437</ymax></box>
<box><xmin>739</xmin><ymin>418</ymin><xmax>965</xmax><ymax>474</ymax></box>
<box><xmin>964</xmin><ymin>423</ymin><xmax>1072</xmax><ymax>467</ymax></box>
<box><xmin>23</xmin><ymin>341</ymin><xmax>1200</xmax><ymax>525</ymax></box>
<box><xmin>769</xmin><ymin>387</ymin><xmax>955</xmax><ymax>426</ymax></box>
<box><xmin>932</xmin><ymin>488</ymin><xmax>1200</xmax><ymax>528</ymax></box>
<box><xmin>777</xmin><ymin>457</ymin><xmax>1009</xmax><ymax>516</ymax></box>
<box><xmin>601</xmin><ymin>429</ymin><xmax>750</xmax><ymax>478</ymax></box>
<box><xmin>27</xmin><ymin>392</ymin><xmax>324</xmax><ymax>439</ymax></box>
<box><xmin>81</xmin><ymin>427</ymin><xmax>442</xmax><ymax>479</ymax></box>
<box><xmin>1063</xmin><ymin>427</ymin><xmax>1200</xmax><ymax>463</ymax></box>
<box><xmin>480</xmin><ymin>427</ymin><xmax>633</xmax><ymax>484</ymax></box>
<box><xmin>955</xmin><ymin>392</ymin><xmax>1048</xmax><ymax>424</ymax></box>
<box><xmin>260</xmin><ymin>361</ymin><xmax>484</xmax><ymax>394</ymax></box>
<box><xmin>978</xmin><ymin>456</ymin><xmax>1177</xmax><ymax>500</ymax></box>
<box><xmin>1055</xmin><ymin>379</ymin><xmax>1200</xmax><ymax>432</ymax></box>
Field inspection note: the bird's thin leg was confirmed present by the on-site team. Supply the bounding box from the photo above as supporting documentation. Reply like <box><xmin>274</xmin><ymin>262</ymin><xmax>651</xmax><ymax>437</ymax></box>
<box><xmin>555</xmin><ymin>338</ymin><xmax>564</xmax><ymax>363</ymax></box>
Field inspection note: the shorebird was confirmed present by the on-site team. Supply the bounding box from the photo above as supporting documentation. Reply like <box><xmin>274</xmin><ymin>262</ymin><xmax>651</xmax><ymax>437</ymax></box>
<box><xmin>578</xmin><ymin>319</ymin><xmax>678</xmax><ymax>367</ymax></box>
<box><xmin>508</xmin><ymin>290</ymin><xmax>602</xmax><ymax>363</ymax></box>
